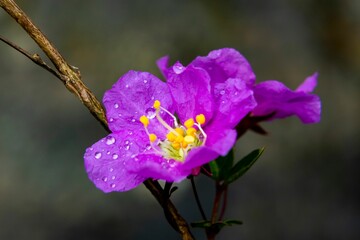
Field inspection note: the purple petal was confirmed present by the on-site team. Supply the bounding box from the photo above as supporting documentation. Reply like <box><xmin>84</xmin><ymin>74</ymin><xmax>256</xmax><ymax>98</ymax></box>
<box><xmin>296</xmin><ymin>72</ymin><xmax>318</xmax><ymax>93</ymax></box>
<box><xmin>126</xmin><ymin>154</ymin><xmax>189</xmax><ymax>182</ymax></box>
<box><xmin>166</xmin><ymin>63</ymin><xmax>215</xmax><ymax>123</ymax></box>
<box><xmin>156</xmin><ymin>56</ymin><xmax>170</xmax><ymax>78</ymax></box>
<box><xmin>84</xmin><ymin>130</ymin><xmax>149</xmax><ymax>192</ymax></box>
<box><xmin>204</xmin><ymin>128</ymin><xmax>237</xmax><ymax>156</ymax></box>
<box><xmin>180</xmin><ymin>146</ymin><xmax>220</xmax><ymax>171</ymax></box>
<box><xmin>210</xmin><ymin>78</ymin><xmax>257</xmax><ymax>129</ymax></box>
<box><xmin>252</xmin><ymin>79</ymin><xmax>321</xmax><ymax>124</ymax></box>
<box><xmin>191</xmin><ymin>48</ymin><xmax>256</xmax><ymax>86</ymax></box>
<box><xmin>103</xmin><ymin>71</ymin><xmax>173</xmax><ymax>138</ymax></box>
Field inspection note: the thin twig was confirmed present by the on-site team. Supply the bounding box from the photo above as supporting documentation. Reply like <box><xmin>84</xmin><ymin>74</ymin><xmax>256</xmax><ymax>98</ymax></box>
<box><xmin>190</xmin><ymin>176</ymin><xmax>207</xmax><ymax>220</ymax></box>
<box><xmin>0</xmin><ymin>35</ymin><xmax>62</xmax><ymax>80</ymax></box>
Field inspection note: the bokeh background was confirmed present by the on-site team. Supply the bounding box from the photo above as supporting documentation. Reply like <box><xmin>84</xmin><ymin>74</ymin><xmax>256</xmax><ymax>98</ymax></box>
<box><xmin>0</xmin><ymin>0</ymin><xmax>359</xmax><ymax>239</ymax></box>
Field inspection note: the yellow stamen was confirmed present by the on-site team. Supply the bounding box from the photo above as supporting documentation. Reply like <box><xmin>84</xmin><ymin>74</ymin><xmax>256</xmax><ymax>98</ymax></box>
<box><xmin>175</xmin><ymin>127</ymin><xmax>184</xmax><ymax>136</ymax></box>
<box><xmin>184</xmin><ymin>135</ymin><xmax>195</xmax><ymax>143</ymax></box>
<box><xmin>196</xmin><ymin>114</ymin><xmax>206</xmax><ymax>125</ymax></box>
<box><xmin>172</xmin><ymin>142</ymin><xmax>181</xmax><ymax>150</ymax></box>
<box><xmin>139</xmin><ymin>115</ymin><xmax>149</xmax><ymax>127</ymax></box>
<box><xmin>175</xmin><ymin>135</ymin><xmax>184</xmax><ymax>143</ymax></box>
<box><xmin>181</xmin><ymin>141</ymin><xmax>188</xmax><ymax>148</ymax></box>
<box><xmin>184</xmin><ymin>118</ymin><xmax>194</xmax><ymax>128</ymax></box>
<box><xmin>153</xmin><ymin>100</ymin><xmax>161</xmax><ymax>109</ymax></box>
<box><xmin>149</xmin><ymin>133</ymin><xmax>157</xmax><ymax>143</ymax></box>
<box><xmin>186</xmin><ymin>127</ymin><xmax>197</xmax><ymax>136</ymax></box>
<box><xmin>166</xmin><ymin>132</ymin><xmax>176</xmax><ymax>142</ymax></box>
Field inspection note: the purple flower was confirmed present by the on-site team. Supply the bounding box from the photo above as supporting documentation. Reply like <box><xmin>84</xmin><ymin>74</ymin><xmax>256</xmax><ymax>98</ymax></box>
<box><xmin>84</xmin><ymin>49</ymin><xmax>257</xmax><ymax>192</ymax></box>
<box><xmin>251</xmin><ymin>72</ymin><xmax>321</xmax><ymax>123</ymax></box>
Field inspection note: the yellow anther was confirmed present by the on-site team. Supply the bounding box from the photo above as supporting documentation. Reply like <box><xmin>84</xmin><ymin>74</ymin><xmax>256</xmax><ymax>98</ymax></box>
<box><xmin>153</xmin><ymin>100</ymin><xmax>161</xmax><ymax>109</ymax></box>
<box><xmin>149</xmin><ymin>133</ymin><xmax>157</xmax><ymax>143</ymax></box>
<box><xmin>139</xmin><ymin>115</ymin><xmax>149</xmax><ymax>127</ymax></box>
<box><xmin>184</xmin><ymin>135</ymin><xmax>195</xmax><ymax>143</ymax></box>
<box><xmin>172</xmin><ymin>142</ymin><xmax>181</xmax><ymax>150</ymax></box>
<box><xmin>175</xmin><ymin>135</ymin><xmax>184</xmax><ymax>143</ymax></box>
<box><xmin>196</xmin><ymin>114</ymin><xmax>206</xmax><ymax>125</ymax></box>
<box><xmin>175</xmin><ymin>127</ymin><xmax>184</xmax><ymax>136</ymax></box>
<box><xmin>166</xmin><ymin>132</ymin><xmax>176</xmax><ymax>142</ymax></box>
<box><xmin>181</xmin><ymin>141</ymin><xmax>188</xmax><ymax>148</ymax></box>
<box><xmin>184</xmin><ymin>118</ymin><xmax>194</xmax><ymax>128</ymax></box>
<box><xmin>186</xmin><ymin>127</ymin><xmax>197</xmax><ymax>136</ymax></box>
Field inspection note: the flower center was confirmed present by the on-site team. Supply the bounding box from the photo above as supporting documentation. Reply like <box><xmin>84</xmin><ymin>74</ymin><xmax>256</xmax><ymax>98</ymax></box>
<box><xmin>139</xmin><ymin>100</ymin><xmax>207</xmax><ymax>162</ymax></box>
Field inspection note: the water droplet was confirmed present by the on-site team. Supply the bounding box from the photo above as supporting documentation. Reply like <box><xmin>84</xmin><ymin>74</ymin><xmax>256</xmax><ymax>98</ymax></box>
<box><xmin>111</xmin><ymin>176</ymin><xmax>116</xmax><ymax>180</ymax></box>
<box><xmin>109</xmin><ymin>118</ymin><xmax>114</xmax><ymax>123</ymax></box>
<box><xmin>114</xmin><ymin>103</ymin><xmax>119</xmax><ymax>109</ymax></box>
<box><xmin>173</xmin><ymin>63</ymin><xmax>185</xmax><ymax>74</ymax></box>
<box><xmin>112</xmin><ymin>153</ymin><xmax>118</xmax><ymax>160</ymax></box>
<box><xmin>125</xmin><ymin>84</ymin><xmax>129</xmax><ymax>88</ymax></box>
<box><xmin>234</xmin><ymin>91</ymin><xmax>239</xmax><ymax>96</ymax></box>
<box><xmin>131</xmin><ymin>118</ymin><xmax>136</xmax><ymax>123</ymax></box>
<box><xmin>146</xmin><ymin>144</ymin><xmax>151</xmax><ymax>150</ymax></box>
<box><xmin>124</xmin><ymin>145</ymin><xmax>130</xmax><ymax>150</ymax></box>
<box><xmin>128</xmin><ymin>131</ymin><xmax>133</xmax><ymax>135</ymax></box>
<box><xmin>145</xmin><ymin>107</ymin><xmax>156</xmax><ymax>119</ymax></box>
<box><xmin>105</xmin><ymin>136</ymin><xmax>116</xmax><ymax>145</ymax></box>
<box><xmin>220</xmin><ymin>90</ymin><xmax>225</xmax><ymax>95</ymax></box>
<box><xmin>109</xmin><ymin>168</ymin><xmax>114</xmax><ymax>172</ymax></box>
<box><xmin>102</xmin><ymin>177</ymin><xmax>108</xmax><ymax>182</ymax></box>
<box><xmin>106</xmin><ymin>151</ymin><xmax>111</xmax><ymax>155</ymax></box>
<box><xmin>110</xmin><ymin>183</ymin><xmax>116</xmax><ymax>188</ymax></box>
<box><xmin>94</xmin><ymin>152</ymin><xmax>102</xmax><ymax>159</ymax></box>
<box><xmin>151</xmin><ymin>96</ymin><xmax>155</xmax><ymax>100</ymax></box>
<box><xmin>124</xmin><ymin>140</ymin><xmax>129</xmax><ymax>145</ymax></box>
<box><xmin>143</xmin><ymin>79</ymin><xmax>148</xmax><ymax>84</ymax></box>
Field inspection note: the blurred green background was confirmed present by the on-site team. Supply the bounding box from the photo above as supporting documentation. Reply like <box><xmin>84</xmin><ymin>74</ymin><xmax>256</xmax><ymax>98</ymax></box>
<box><xmin>0</xmin><ymin>0</ymin><xmax>359</xmax><ymax>239</ymax></box>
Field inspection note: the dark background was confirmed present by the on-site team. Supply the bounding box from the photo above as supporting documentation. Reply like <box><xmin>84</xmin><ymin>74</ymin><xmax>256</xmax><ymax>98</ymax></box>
<box><xmin>0</xmin><ymin>0</ymin><xmax>359</xmax><ymax>239</ymax></box>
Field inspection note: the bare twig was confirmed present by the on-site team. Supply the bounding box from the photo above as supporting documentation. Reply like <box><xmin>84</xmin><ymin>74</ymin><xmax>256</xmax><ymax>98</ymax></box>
<box><xmin>0</xmin><ymin>35</ymin><xmax>62</xmax><ymax>80</ymax></box>
<box><xmin>0</xmin><ymin>0</ymin><xmax>194</xmax><ymax>239</ymax></box>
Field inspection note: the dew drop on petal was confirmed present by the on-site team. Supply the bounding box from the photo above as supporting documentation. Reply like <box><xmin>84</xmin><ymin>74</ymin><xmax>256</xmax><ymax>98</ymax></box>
<box><xmin>128</xmin><ymin>131</ymin><xmax>133</xmax><ymax>135</ymax></box>
<box><xmin>125</xmin><ymin>84</ymin><xmax>129</xmax><ymax>88</ymax></box>
<box><xmin>109</xmin><ymin>118</ymin><xmax>114</xmax><ymax>123</ymax></box>
<box><xmin>145</xmin><ymin>107</ymin><xmax>156</xmax><ymax>119</ymax></box>
<box><xmin>94</xmin><ymin>152</ymin><xmax>102</xmax><ymax>159</ymax></box>
<box><xmin>109</xmin><ymin>168</ymin><xmax>114</xmax><ymax>172</ymax></box>
<box><xmin>173</xmin><ymin>63</ymin><xmax>185</xmax><ymax>74</ymax></box>
<box><xmin>106</xmin><ymin>151</ymin><xmax>111</xmax><ymax>155</ymax></box>
<box><xmin>114</xmin><ymin>103</ymin><xmax>119</xmax><ymax>109</ymax></box>
<box><xmin>124</xmin><ymin>145</ymin><xmax>130</xmax><ymax>150</ymax></box>
<box><xmin>112</xmin><ymin>153</ymin><xmax>118</xmax><ymax>160</ymax></box>
<box><xmin>102</xmin><ymin>177</ymin><xmax>108</xmax><ymax>182</ymax></box>
<box><xmin>110</xmin><ymin>183</ymin><xmax>116</xmax><ymax>188</ymax></box>
<box><xmin>131</xmin><ymin>118</ymin><xmax>136</xmax><ymax>123</ymax></box>
<box><xmin>220</xmin><ymin>90</ymin><xmax>225</xmax><ymax>95</ymax></box>
<box><xmin>105</xmin><ymin>136</ymin><xmax>116</xmax><ymax>145</ymax></box>
<box><xmin>143</xmin><ymin>79</ymin><xmax>148</xmax><ymax>84</ymax></box>
<box><xmin>111</xmin><ymin>176</ymin><xmax>116</xmax><ymax>180</ymax></box>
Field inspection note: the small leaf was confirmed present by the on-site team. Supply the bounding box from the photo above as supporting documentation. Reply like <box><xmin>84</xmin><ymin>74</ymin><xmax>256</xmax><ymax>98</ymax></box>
<box><xmin>215</xmin><ymin>149</ymin><xmax>234</xmax><ymax>180</ymax></box>
<box><xmin>191</xmin><ymin>220</ymin><xmax>212</xmax><ymax>228</ymax></box>
<box><xmin>225</xmin><ymin>147</ymin><xmax>264</xmax><ymax>184</ymax></box>
<box><xmin>209</xmin><ymin>160</ymin><xmax>220</xmax><ymax>180</ymax></box>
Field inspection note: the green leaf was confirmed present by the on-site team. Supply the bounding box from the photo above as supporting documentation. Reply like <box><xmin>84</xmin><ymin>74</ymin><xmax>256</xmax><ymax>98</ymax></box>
<box><xmin>191</xmin><ymin>219</ymin><xmax>243</xmax><ymax>233</ymax></box>
<box><xmin>209</xmin><ymin>160</ymin><xmax>220</xmax><ymax>180</ymax></box>
<box><xmin>215</xmin><ymin>149</ymin><xmax>234</xmax><ymax>180</ymax></box>
<box><xmin>225</xmin><ymin>147</ymin><xmax>265</xmax><ymax>185</ymax></box>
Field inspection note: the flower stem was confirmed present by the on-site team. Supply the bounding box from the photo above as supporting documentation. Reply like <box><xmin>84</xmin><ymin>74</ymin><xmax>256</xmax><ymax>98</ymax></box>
<box><xmin>190</xmin><ymin>176</ymin><xmax>207</xmax><ymax>220</ymax></box>
<box><xmin>206</xmin><ymin>182</ymin><xmax>225</xmax><ymax>240</ymax></box>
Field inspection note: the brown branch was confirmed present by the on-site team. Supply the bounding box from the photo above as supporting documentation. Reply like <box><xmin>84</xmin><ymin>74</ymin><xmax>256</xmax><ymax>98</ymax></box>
<box><xmin>0</xmin><ymin>0</ymin><xmax>194</xmax><ymax>239</ymax></box>
<box><xmin>0</xmin><ymin>0</ymin><xmax>107</xmax><ymax>129</ymax></box>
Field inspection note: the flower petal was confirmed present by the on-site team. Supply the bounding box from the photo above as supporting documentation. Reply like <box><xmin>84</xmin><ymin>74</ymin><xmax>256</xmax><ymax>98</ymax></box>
<box><xmin>166</xmin><ymin>63</ymin><xmax>215</xmax><ymax>123</ymax></box>
<box><xmin>84</xmin><ymin>131</ymin><xmax>149</xmax><ymax>192</ymax></box>
<box><xmin>103</xmin><ymin>70</ymin><xmax>173</xmax><ymax>138</ymax></box>
<box><xmin>296</xmin><ymin>72</ymin><xmax>318</xmax><ymax>93</ymax></box>
<box><xmin>126</xmin><ymin>153</ymin><xmax>189</xmax><ymax>182</ymax></box>
<box><xmin>191</xmin><ymin>48</ymin><xmax>256</xmax><ymax>86</ymax></box>
<box><xmin>252</xmin><ymin>78</ymin><xmax>321</xmax><ymax>124</ymax></box>
<box><xmin>210</xmin><ymin>78</ymin><xmax>257</xmax><ymax>129</ymax></box>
